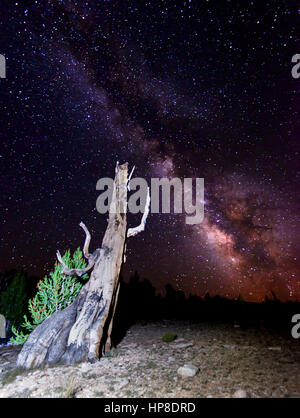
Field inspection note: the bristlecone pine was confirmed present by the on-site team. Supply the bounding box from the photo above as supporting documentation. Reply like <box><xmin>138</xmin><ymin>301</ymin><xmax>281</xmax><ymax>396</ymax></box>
<box><xmin>17</xmin><ymin>162</ymin><xmax>150</xmax><ymax>369</ymax></box>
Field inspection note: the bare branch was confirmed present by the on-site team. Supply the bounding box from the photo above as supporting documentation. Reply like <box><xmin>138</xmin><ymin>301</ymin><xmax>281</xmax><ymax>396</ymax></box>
<box><xmin>127</xmin><ymin>165</ymin><xmax>135</xmax><ymax>191</ymax></box>
<box><xmin>56</xmin><ymin>222</ymin><xmax>96</xmax><ymax>277</ymax></box>
<box><xmin>127</xmin><ymin>186</ymin><xmax>150</xmax><ymax>238</ymax></box>
<box><xmin>56</xmin><ymin>250</ymin><xmax>95</xmax><ymax>277</ymax></box>
<box><xmin>79</xmin><ymin>221</ymin><xmax>91</xmax><ymax>259</ymax></box>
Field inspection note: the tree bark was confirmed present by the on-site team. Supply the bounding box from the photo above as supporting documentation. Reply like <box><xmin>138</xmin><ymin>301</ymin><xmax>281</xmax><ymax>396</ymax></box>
<box><xmin>17</xmin><ymin>162</ymin><xmax>149</xmax><ymax>369</ymax></box>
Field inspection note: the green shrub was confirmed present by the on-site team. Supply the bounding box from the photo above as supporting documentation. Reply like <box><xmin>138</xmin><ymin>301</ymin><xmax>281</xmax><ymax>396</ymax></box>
<box><xmin>0</xmin><ymin>271</ymin><xmax>28</xmax><ymax>328</ymax></box>
<box><xmin>10</xmin><ymin>248</ymin><xmax>89</xmax><ymax>345</ymax></box>
<box><xmin>162</xmin><ymin>332</ymin><xmax>177</xmax><ymax>343</ymax></box>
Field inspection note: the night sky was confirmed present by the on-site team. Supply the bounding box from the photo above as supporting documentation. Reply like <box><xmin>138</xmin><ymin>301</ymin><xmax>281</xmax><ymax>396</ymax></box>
<box><xmin>1</xmin><ymin>1</ymin><xmax>299</xmax><ymax>302</ymax></box>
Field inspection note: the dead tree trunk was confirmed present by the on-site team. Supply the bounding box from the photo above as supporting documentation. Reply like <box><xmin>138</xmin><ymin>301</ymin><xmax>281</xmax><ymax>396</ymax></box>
<box><xmin>17</xmin><ymin>162</ymin><xmax>150</xmax><ymax>369</ymax></box>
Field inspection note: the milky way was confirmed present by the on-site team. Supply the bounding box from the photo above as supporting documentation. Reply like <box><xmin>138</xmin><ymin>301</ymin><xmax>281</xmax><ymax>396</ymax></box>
<box><xmin>0</xmin><ymin>1</ymin><xmax>299</xmax><ymax>301</ymax></box>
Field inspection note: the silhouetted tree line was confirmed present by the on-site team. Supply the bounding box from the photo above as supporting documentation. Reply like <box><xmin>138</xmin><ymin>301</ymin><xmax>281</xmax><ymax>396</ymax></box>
<box><xmin>0</xmin><ymin>269</ymin><xmax>39</xmax><ymax>299</ymax></box>
<box><xmin>112</xmin><ymin>271</ymin><xmax>300</xmax><ymax>344</ymax></box>
<box><xmin>0</xmin><ymin>270</ymin><xmax>39</xmax><ymax>342</ymax></box>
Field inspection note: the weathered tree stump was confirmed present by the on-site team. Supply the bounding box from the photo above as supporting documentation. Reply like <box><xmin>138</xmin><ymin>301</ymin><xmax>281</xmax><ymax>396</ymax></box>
<box><xmin>17</xmin><ymin>162</ymin><xmax>150</xmax><ymax>369</ymax></box>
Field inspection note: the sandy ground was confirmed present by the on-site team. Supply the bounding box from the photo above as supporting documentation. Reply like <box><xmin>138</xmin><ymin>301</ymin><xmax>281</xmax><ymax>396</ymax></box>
<box><xmin>0</xmin><ymin>320</ymin><xmax>299</xmax><ymax>398</ymax></box>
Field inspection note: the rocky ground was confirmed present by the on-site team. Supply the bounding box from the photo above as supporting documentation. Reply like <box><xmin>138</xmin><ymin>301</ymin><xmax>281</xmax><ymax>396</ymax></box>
<box><xmin>0</xmin><ymin>320</ymin><xmax>299</xmax><ymax>398</ymax></box>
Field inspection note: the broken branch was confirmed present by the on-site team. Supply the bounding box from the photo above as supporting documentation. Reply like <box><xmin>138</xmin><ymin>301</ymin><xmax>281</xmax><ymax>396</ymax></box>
<box><xmin>79</xmin><ymin>221</ymin><xmax>91</xmax><ymax>259</ymax></box>
<box><xmin>127</xmin><ymin>186</ymin><xmax>150</xmax><ymax>238</ymax></box>
<box><xmin>56</xmin><ymin>250</ymin><xmax>96</xmax><ymax>277</ymax></box>
<box><xmin>127</xmin><ymin>165</ymin><xmax>135</xmax><ymax>191</ymax></box>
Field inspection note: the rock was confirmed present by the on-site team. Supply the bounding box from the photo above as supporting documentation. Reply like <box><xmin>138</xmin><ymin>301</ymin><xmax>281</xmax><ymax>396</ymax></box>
<box><xmin>233</xmin><ymin>389</ymin><xmax>248</xmax><ymax>398</ymax></box>
<box><xmin>0</xmin><ymin>315</ymin><xmax>6</xmax><ymax>339</ymax></box>
<box><xmin>168</xmin><ymin>356</ymin><xmax>175</xmax><ymax>362</ymax></box>
<box><xmin>223</xmin><ymin>345</ymin><xmax>235</xmax><ymax>349</ymax></box>
<box><xmin>177</xmin><ymin>363</ymin><xmax>199</xmax><ymax>378</ymax></box>
<box><xmin>32</xmin><ymin>370</ymin><xmax>41</xmax><ymax>376</ymax></box>
<box><xmin>268</xmin><ymin>347</ymin><xmax>281</xmax><ymax>351</ymax></box>
<box><xmin>171</xmin><ymin>343</ymin><xmax>194</xmax><ymax>349</ymax></box>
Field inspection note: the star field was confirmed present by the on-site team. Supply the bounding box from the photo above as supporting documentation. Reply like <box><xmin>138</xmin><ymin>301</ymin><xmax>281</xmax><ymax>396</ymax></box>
<box><xmin>0</xmin><ymin>0</ymin><xmax>299</xmax><ymax>301</ymax></box>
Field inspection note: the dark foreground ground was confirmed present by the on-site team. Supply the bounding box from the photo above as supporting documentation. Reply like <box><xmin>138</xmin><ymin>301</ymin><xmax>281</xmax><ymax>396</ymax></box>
<box><xmin>0</xmin><ymin>320</ymin><xmax>299</xmax><ymax>398</ymax></box>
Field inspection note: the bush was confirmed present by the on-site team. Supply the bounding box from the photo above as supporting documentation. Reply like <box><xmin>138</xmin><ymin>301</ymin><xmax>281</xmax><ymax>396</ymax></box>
<box><xmin>11</xmin><ymin>248</ymin><xmax>89</xmax><ymax>345</ymax></box>
<box><xmin>0</xmin><ymin>271</ymin><xmax>28</xmax><ymax>328</ymax></box>
<box><xmin>162</xmin><ymin>332</ymin><xmax>177</xmax><ymax>343</ymax></box>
